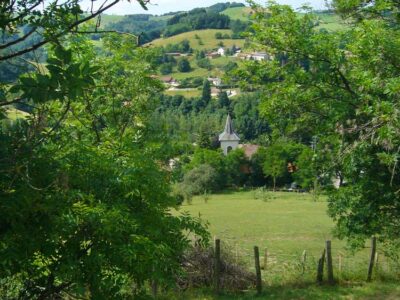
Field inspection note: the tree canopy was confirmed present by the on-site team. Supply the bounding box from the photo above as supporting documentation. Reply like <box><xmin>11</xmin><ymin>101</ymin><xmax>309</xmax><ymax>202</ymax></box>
<box><xmin>242</xmin><ymin>0</ymin><xmax>400</xmax><ymax>250</ymax></box>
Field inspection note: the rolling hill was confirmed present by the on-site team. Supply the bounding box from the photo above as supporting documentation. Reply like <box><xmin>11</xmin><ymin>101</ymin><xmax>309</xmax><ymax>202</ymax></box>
<box><xmin>221</xmin><ymin>6</ymin><xmax>253</xmax><ymax>21</ymax></box>
<box><xmin>147</xmin><ymin>29</ymin><xmax>245</xmax><ymax>51</ymax></box>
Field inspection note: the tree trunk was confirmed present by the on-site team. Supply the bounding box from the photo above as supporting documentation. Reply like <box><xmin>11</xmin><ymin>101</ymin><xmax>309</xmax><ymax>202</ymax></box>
<box><xmin>273</xmin><ymin>176</ymin><xmax>276</xmax><ymax>192</ymax></box>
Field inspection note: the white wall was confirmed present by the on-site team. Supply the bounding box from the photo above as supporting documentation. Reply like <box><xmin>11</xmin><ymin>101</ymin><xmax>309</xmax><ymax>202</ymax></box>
<box><xmin>220</xmin><ymin>140</ymin><xmax>239</xmax><ymax>155</ymax></box>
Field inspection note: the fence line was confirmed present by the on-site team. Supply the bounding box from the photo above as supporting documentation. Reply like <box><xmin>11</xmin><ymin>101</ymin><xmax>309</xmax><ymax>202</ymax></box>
<box><xmin>211</xmin><ymin>238</ymin><xmax>400</xmax><ymax>295</ymax></box>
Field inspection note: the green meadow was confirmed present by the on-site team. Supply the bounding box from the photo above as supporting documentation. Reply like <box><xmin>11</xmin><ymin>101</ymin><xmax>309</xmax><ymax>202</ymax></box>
<box><xmin>177</xmin><ymin>191</ymin><xmax>393</xmax><ymax>281</ymax></box>
<box><xmin>171</xmin><ymin>191</ymin><xmax>400</xmax><ymax>299</ymax></box>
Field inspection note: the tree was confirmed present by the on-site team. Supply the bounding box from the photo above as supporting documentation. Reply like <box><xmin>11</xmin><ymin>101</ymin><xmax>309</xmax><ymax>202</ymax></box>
<box><xmin>218</xmin><ymin>91</ymin><xmax>230</xmax><ymax>108</ymax></box>
<box><xmin>215</xmin><ymin>32</ymin><xmax>223</xmax><ymax>39</ymax></box>
<box><xmin>160</xmin><ymin>62</ymin><xmax>173</xmax><ymax>74</ymax></box>
<box><xmin>201</xmin><ymin>79</ymin><xmax>211</xmax><ymax>105</ymax></box>
<box><xmin>262</xmin><ymin>143</ymin><xmax>287</xmax><ymax>191</ymax></box>
<box><xmin>179</xmin><ymin>164</ymin><xmax>219</xmax><ymax>199</ymax></box>
<box><xmin>244</xmin><ymin>1</ymin><xmax>400</xmax><ymax>251</ymax></box>
<box><xmin>224</xmin><ymin>61</ymin><xmax>238</xmax><ymax>72</ymax></box>
<box><xmin>225</xmin><ymin>149</ymin><xmax>248</xmax><ymax>186</ymax></box>
<box><xmin>0</xmin><ymin>2</ymin><xmax>209</xmax><ymax>297</ymax></box>
<box><xmin>197</xmin><ymin>58</ymin><xmax>212</xmax><ymax>70</ymax></box>
<box><xmin>177</xmin><ymin>58</ymin><xmax>191</xmax><ymax>72</ymax></box>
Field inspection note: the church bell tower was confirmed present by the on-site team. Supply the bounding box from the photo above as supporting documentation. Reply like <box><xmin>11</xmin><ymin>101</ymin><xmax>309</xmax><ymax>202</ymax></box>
<box><xmin>218</xmin><ymin>114</ymin><xmax>240</xmax><ymax>155</ymax></box>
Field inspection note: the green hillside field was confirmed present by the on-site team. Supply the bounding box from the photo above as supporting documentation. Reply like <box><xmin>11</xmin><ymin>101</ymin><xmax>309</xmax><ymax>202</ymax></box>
<box><xmin>221</xmin><ymin>6</ymin><xmax>253</xmax><ymax>21</ymax></box>
<box><xmin>147</xmin><ymin>29</ymin><xmax>245</xmax><ymax>51</ymax></box>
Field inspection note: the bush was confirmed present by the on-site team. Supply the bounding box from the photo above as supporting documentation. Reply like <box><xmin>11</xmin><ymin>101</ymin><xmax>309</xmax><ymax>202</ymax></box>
<box><xmin>179</xmin><ymin>164</ymin><xmax>219</xmax><ymax>198</ymax></box>
<box><xmin>197</xmin><ymin>58</ymin><xmax>212</xmax><ymax>70</ymax></box>
<box><xmin>177</xmin><ymin>244</ymin><xmax>256</xmax><ymax>291</ymax></box>
<box><xmin>160</xmin><ymin>62</ymin><xmax>173</xmax><ymax>75</ymax></box>
<box><xmin>177</xmin><ymin>58</ymin><xmax>191</xmax><ymax>72</ymax></box>
<box><xmin>215</xmin><ymin>32</ymin><xmax>223</xmax><ymax>39</ymax></box>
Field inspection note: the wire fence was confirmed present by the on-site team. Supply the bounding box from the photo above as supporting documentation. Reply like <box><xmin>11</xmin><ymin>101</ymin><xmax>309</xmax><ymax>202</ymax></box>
<box><xmin>216</xmin><ymin>238</ymin><xmax>400</xmax><ymax>286</ymax></box>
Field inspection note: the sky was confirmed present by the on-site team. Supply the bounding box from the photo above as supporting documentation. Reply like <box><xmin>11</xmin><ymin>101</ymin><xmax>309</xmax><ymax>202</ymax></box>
<box><xmin>81</xmin><ymin>0</ymin><xmax>328</xmax><ymax>16</ymax></box>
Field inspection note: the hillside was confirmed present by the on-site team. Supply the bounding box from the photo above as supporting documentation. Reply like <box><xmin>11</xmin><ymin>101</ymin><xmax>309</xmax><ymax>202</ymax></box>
<box><xmin>147</xmin><ymin>29</ymin><xmax>245</xmax><ymax>51</ymax></box>
<box><xmin>221</xmin><ymin>6</ymin><xmax>253</xmax><ymax>21</ymax></box>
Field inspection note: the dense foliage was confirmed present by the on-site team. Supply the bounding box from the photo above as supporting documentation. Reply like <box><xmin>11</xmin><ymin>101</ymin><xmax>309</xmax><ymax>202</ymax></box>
<box><xmin>242</xmin><ymin>0</ymin><xmax>400</xmax><ymax>251</ymax></box>
<box><xmin>0</xmin><ymin>1</ymin><xmax>209</xmax><ymax>298</ymax></box>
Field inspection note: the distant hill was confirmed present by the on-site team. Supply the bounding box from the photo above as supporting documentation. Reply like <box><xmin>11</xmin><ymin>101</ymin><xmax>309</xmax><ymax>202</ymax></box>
<box><xmin>221</xmin><ymin>6</ymin><xmax>253</xmax><ymax>21</ymax></box>
<box><xmin>147</xmin><ymin>29</ymin><xmax>245</xmax><ymax>51</ymax></box>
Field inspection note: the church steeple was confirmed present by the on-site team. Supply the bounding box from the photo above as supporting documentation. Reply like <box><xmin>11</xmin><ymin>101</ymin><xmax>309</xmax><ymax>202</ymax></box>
<box><xmin>219</xmin><ymin>114</ymin><xmax>240</xmax><ymax>142</ymax></box>
<box><xmin>219</xmin><ymin>114</ymin><xmax>240</xmax><ymax>155</ymax></box>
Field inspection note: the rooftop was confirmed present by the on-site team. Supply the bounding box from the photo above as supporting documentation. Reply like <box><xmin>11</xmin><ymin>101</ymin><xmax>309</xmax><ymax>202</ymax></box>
<box><xmin>219</xmin><ymin>114</ymin><xmax>240</xmax><ymax>142</ymax></box>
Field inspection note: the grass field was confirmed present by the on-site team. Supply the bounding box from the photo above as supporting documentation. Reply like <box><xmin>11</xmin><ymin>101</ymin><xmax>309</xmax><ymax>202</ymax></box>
<box><xmin>165</xmin><ymin>89</ymin><xmax>201</xmax><ymax>98</ymax></box>
<box><xmin>148</xmin><ymin>29</ymin><xmax>245</xmax><ymax>51</ymax></box>
<box><xmin>172</xmin><ymin>191</ymin><xmax>400</xmax><ymax>298</ymax></box>
<box><xmin>179</xmin><ymin>191</ymin><xmax>342</xmax><ymax>258</ymax></box>
<box><xmin>176</xmin><ymin>191</ymin><xmax>397</xmax><ymax>281</ymax></box>
<box><xmin>221</xmin><ymin>7</ymin><xmax>253</xmax><ymax>21</ymax></box>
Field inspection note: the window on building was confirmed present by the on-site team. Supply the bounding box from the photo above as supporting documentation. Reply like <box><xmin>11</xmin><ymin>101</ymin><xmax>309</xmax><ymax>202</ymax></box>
<box><xmin>227</xmin><ymin>146</ymin><xmax>233</xmax><ymax>153</ymax></box>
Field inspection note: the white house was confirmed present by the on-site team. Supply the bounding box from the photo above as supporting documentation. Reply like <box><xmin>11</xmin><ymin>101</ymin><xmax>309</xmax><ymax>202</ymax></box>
<box><xmin>238</xmin><ymin>52</ymin><xmax>270</xmax><ymax>61</ymax></box>
<box><xmin>217</xmin><ymin>47</ymin><xmax>225</xmax><ymax>56</ymax></box>
<box><xmin>207</xmin><ymin>77</ymin><xmax>222</xmax><ymax>87</ymax></box>
<box><xmin>251</xmin><ymin>52</ymin><xmax>269</xmax><ymax>61</ymax></box>
<box><xmin>219</xmin><ymin>114</ymin><xmax>240</xmax><ymax>155</ymax></box>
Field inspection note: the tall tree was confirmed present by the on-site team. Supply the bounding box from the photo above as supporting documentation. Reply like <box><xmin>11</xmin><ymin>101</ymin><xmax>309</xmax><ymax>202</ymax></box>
<box><xmin>0</xmin><ymin>1</ymin><xmax>209</xmax><ymax>297</ymax></box>
<box><xmin>201</xmin><ymin>79</ymin><xmax>211</xmax><ymax>105</ymax></box>
<box><xmin>243</xmin><ymin>1</ymin><xmax>400</xmax><ymax>251</ymax></box>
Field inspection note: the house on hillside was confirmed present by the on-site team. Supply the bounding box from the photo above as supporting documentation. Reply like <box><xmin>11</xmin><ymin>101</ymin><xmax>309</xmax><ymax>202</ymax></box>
<box><xmin>217</xmin><ymin>47</ymin><xmax>225</xmax><ymax>56</ymax></box>
<box><xmin>211</xmin><ymin>87</ymin><xmax>222</xmax><ymax>97</ymax></box>
<box><xmin>160</xmin><ymin>76</ymin><xmax>180</xmax><ymax>87</ymax></box>
<box><xmin>206</xmin><ymin>52</ymin><xmax>220</xmax><ymax>59</ymax></box>
<box><xmin>238</xmin><ymin>52</ymin><xmax>270</xmax><ymax>61</ymax></box>
<box><xmin>207</xmin><ymin>77</ymin><xmax>222</xmax><ymax>87</ymax></box>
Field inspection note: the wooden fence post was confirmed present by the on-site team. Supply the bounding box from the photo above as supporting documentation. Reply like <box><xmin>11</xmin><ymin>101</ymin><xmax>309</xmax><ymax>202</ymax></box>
<box><xmin>367</xmin><ymin>237</ymin><xmax>377</xmax><ymax>282</ymax></box>
<box><xmin>326</xmin><ymin>240</ymin><xmax>334</xmax><ymax>285</ymax></box>
<box><xmin>263</xmin><ymin>248</ymin><xmax>268</xmax><ymax>271</ymax></box>
<box><xmin>214</xmin><ymin>239</ymin><xmax>221</xmax><ymax>294</ymax></box>
<box><xmin>151</xmin><ymin>280</ymin><xmax>158</xmax><ymax>298</ymax></box>
<box><xmin>374</xmin><ymin>252</ymin><xmax>379</xmax><ymax>272</ymax></box>
<box><xmin>316</xmin><ymin>249</ymin><xmax>325</xmax><ymax>283</ymax></box>
<box><xmin>301</xmin><ymin>250</ymin><xmax>307</xmax><ymax>274</ymax></box>
<box><xmin>254</xmin><ymin>246</ymin><xmax>262</xmax><ymax>294</ymax></box>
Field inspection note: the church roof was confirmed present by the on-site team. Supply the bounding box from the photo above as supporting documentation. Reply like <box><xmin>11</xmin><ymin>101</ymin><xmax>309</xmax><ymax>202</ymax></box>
<box><xmin>219</xmin><ymin>114</ymin><xmax>240</xmax><ymax>141</ymax></box>
<box><xmin>238</xmin><ymin>144</ymin><xmax>260</xmax><ymax>158</ymax></box>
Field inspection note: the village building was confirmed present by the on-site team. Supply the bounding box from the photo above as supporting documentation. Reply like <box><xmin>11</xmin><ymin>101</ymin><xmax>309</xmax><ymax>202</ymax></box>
<box><xmin>211</xmin><ymin>87</ymin><xmax>222</xmax><ymax>97</ymax></box>
<box><xmin>160</xmin><ymin>76</ymin><xmax>180</xmax><ymax>87</ymax></box>
<box><xmin>238</xmin><ymin>52</ymin><xmax>270</xmax><ymax>61</ymax></box>
<box><xmin>219</xmin><ymin>115</ymin><xmax>260</xmax><ymax>159</ymax></box>
<box><xmin>206</xmin><ymin>52</ymin><xmax>220</xmax><ymax>59</ymax></box>
<box><xmin>207</xmin><ymin>77</ymin><xmax>222</xmax><ymax>87</ymax></box>
<box><xmin>217</xmin><ymin>47</ymin><xmax>225</xmax><ymax>56</ymax></box>
<box><xmin>219</xmin><ymin>114</ymin><xmax>240</xmax><ymax>155</ymax></box>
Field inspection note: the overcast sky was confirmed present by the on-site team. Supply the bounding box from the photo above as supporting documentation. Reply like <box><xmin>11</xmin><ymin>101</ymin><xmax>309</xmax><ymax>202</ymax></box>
<box><xmin>82</xmin><ymin>0</ymin><xmax>329</xmax><ymax>16</ymax></box>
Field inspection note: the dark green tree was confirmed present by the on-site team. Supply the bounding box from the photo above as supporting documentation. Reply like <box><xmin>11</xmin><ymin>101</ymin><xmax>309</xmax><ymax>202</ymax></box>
<box><xmin>201</xmin><ymin>79</ymin><xmax>211</xmax><ymax>105</ymax></box>
<box><xmin>218</xmin><ymin>91</ymin><xmax>230</xmax><ymax>108</ymax></box>
<box><xmin>177</xmin><ymin>58</ymin><xmax>191</xmax><ymax>72</ymax></box>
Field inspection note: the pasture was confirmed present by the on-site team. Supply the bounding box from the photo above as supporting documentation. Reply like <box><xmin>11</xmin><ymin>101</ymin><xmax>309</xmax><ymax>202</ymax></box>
<box><xmin>172</xmin><ymin>191</ymin><xmax>400</xmax><ymax>299</ymax></box>
<box><xmin>179</xmin><ymin>191</ymin><xmax>342</xmax><ymax>258</ymax></box>
<box><xmin>177</xmin><ymin>191</ymin><xmax>397</xmax><ymax>282</ymax></box>
<box><xmin>148</xmin><ymin>29</ymin><xmax>245</xmax><ymax>51</ymax></box>
<box><xmin>221</xmin><ymin>7</ymin><xmax>253</xmax><ymax>21</ymax></box>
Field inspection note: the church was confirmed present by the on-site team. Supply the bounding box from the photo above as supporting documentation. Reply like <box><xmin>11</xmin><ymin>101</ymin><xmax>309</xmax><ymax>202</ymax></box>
<box><xmin>219</xmin><ymin>115</ymin><xmax>260</xmax><ymax>158</ymax></box>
